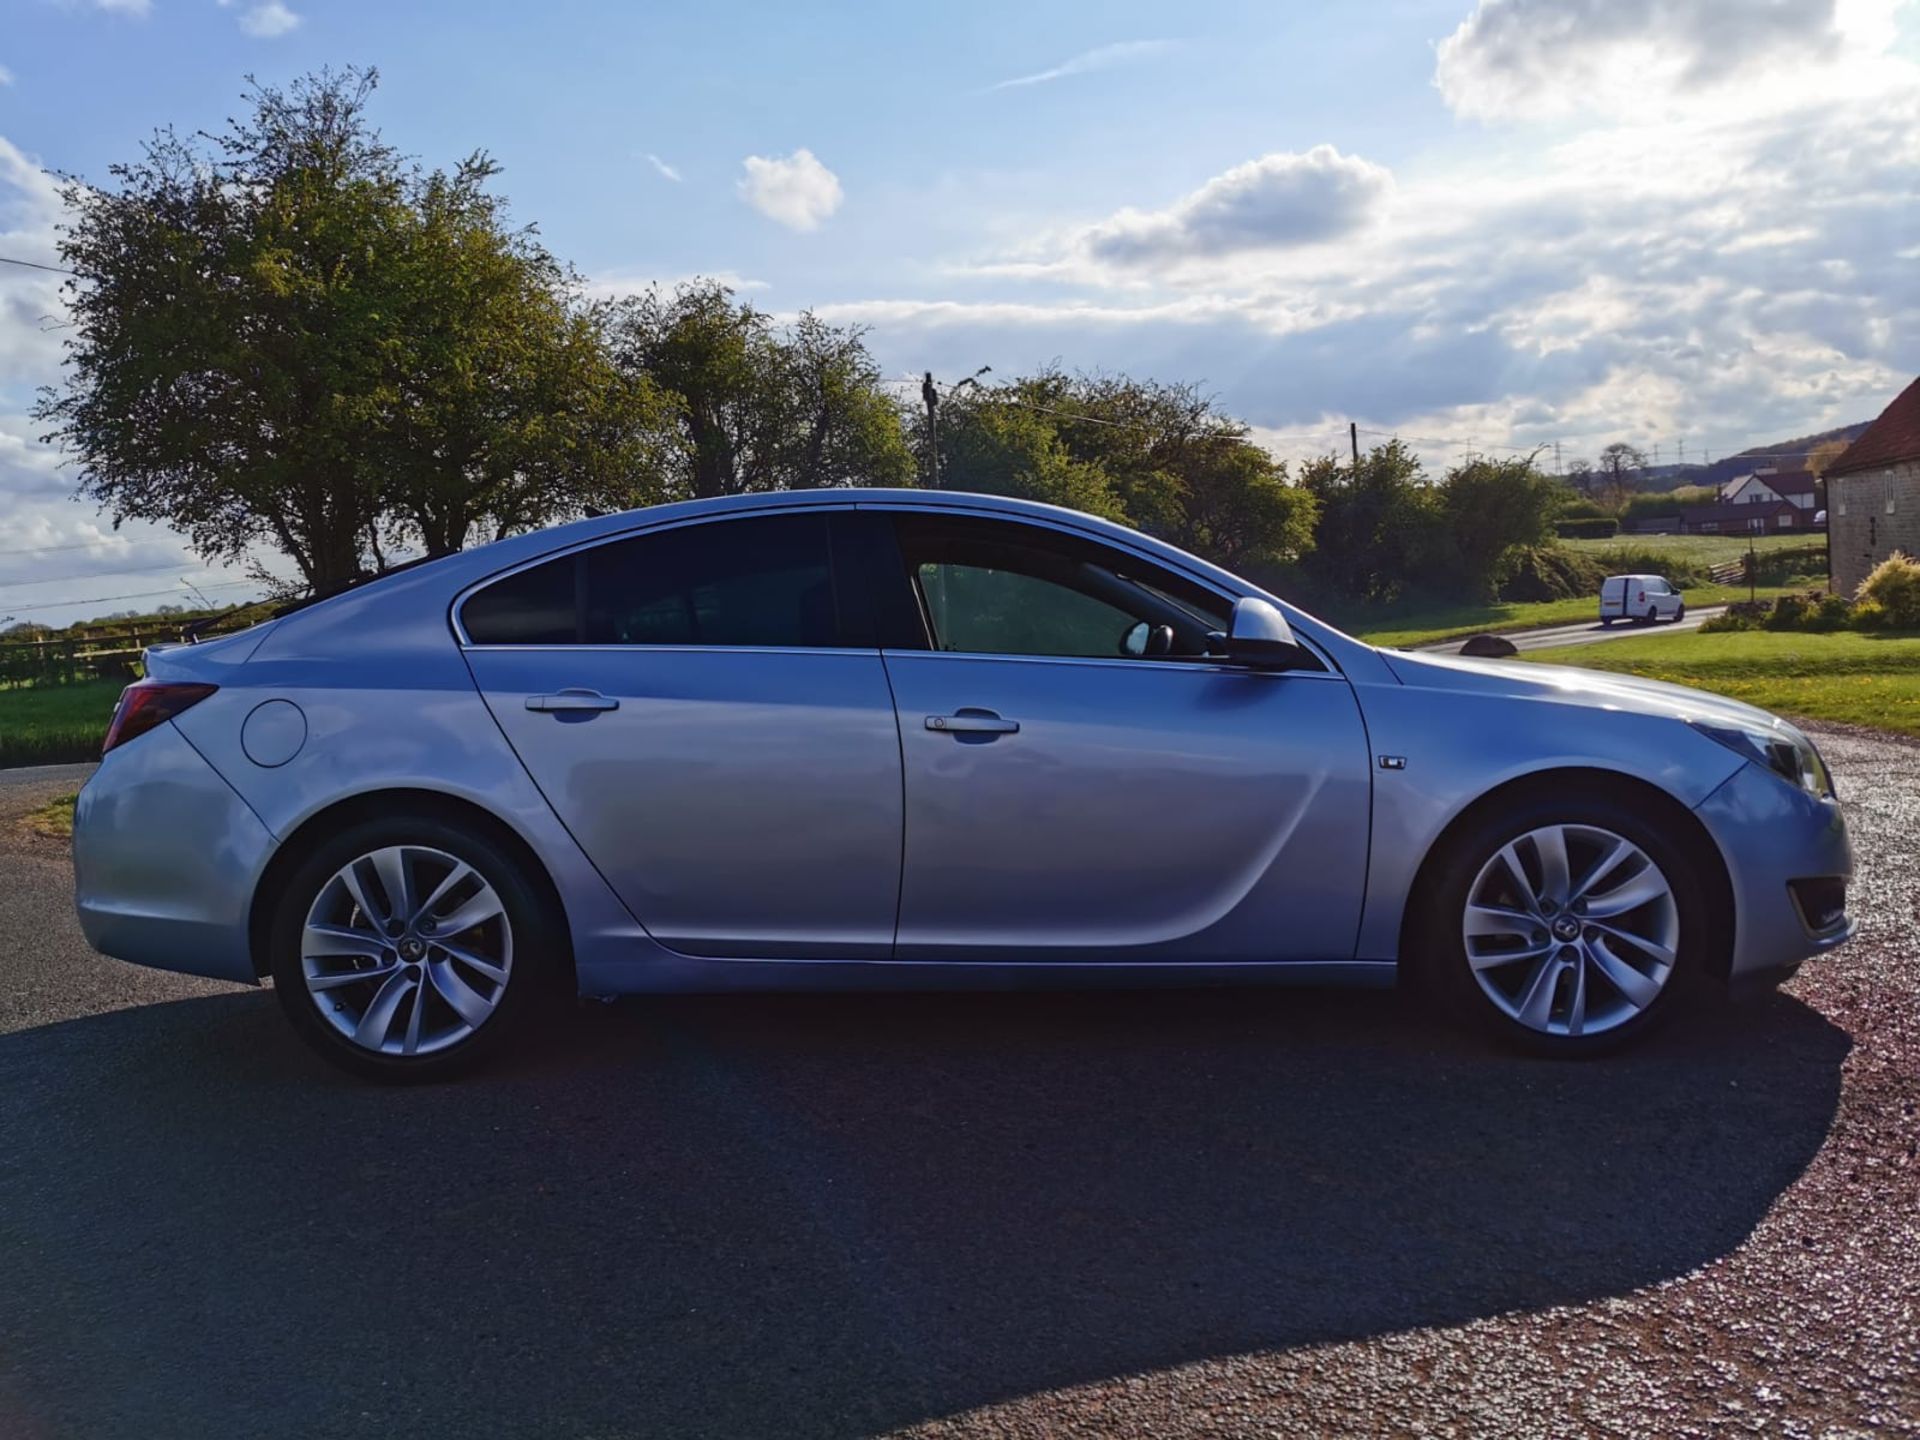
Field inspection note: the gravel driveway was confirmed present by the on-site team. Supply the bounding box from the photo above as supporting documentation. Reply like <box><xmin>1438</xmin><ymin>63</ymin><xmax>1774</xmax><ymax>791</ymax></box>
<box><xmin>0</xmin><ymin>733</ymin><xmax>1914</xmax><ymax>1439</ymax></box>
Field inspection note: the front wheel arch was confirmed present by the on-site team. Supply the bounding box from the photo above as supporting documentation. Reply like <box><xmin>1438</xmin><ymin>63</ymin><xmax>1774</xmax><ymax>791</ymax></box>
<box><xmin>248</xmin><ymin>789</ymin><xmax>575</xmax><ymax>992</ymax></box>
<box><xmin>1399</xmin><ymin>767</ymin><xmax>1735</xmax><ymax>985</ymax></box>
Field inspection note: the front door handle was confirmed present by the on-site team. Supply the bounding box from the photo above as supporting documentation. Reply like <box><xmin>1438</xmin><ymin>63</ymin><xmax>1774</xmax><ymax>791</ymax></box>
<box><xmin>527</xmin><ymin>690</ymin><xmax>620</xmax><ymax>713</ymax></box>
<box><xmin>926</xmin><ymin>711</ymin><xmax>1019</xmax><ymax>735</ymax></box>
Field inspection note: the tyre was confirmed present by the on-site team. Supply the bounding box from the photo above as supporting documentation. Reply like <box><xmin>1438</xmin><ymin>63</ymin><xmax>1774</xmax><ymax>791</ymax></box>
<box><xmin>1673</xmin><ymin>603</ymin><xmax>1686</xmax><ymax>623</ymax></box>
<box><xmin>1598</xmin><ymin>616</ymin><xmax>1613</xmax><ymax>628</ymax></box>
<box><xmin>1415</xmin><ymin>788</ymin><xmax>1710</xmax><ymax>1056</ymax></box>
<box><xmin>269</xmin><ymin>815</ymin><xmax>560</xmax><ymax>1082</ymax></box>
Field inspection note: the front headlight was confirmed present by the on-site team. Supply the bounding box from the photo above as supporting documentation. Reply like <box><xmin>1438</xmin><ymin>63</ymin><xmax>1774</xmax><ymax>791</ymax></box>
<box><xmin>1691</xmin><ymin>717</ymin><xmax>1834</xmax><ymax>799</ymax></box>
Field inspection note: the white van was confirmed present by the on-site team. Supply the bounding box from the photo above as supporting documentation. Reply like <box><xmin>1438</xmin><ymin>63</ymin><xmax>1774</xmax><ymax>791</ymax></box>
<box><xmin>1600</xmin><ymin>573</ymin><xmax>1686</xmax><ymax>626</ymax></box>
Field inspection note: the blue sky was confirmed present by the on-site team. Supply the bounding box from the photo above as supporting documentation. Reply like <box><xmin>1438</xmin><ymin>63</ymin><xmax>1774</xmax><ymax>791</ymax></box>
<box><xmin>2</xmin><ymin>0</ymin><xmax>1918</xmax><ymax>622</ymax></box>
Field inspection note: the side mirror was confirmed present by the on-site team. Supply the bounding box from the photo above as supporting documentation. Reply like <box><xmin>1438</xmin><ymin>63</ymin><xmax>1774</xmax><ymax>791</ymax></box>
<box><xmin>1212</xmin><ymin>597</ymin><xmax>1306</xmax><ymax>669</ymax></box>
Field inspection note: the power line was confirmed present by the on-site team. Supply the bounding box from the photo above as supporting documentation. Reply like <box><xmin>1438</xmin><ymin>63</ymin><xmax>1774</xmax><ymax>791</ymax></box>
<box><xmin>0</xmin><ymin>254</ymin><xmax>76</xmax><ymax>277</ymax></box>
<box><xmin>0</xmin><ymin>539</ymin><xmax>140</xmax><ymax>559</ymax></box>
<box><xmin>2</xmin><ymin>579</ymin><xmax>256</xmax><ymax>617</ymax></box>
<box><xmin>0</xmin><ymin>560</ymin><xmax>240</xmax><ymax>591</ymax></box>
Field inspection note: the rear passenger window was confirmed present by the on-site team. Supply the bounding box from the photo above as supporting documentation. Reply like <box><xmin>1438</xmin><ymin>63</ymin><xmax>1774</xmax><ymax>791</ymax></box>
<box><xmin>462</xmin><ymin>513</ymin><xmax>842</xmax><ymax>649</ymax></box>
<box><xmin>586</xmin><ymin>514</ymin><xmax>837</xmax><ymax>647</ymax></box>
<box><xmin>461</xmin><ymin>554</ymin><xmax>578</xmax><ymax>645</ymax></box>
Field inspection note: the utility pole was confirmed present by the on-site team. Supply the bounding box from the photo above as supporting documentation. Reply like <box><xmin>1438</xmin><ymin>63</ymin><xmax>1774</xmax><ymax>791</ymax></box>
<box><xmin>1553</xmin><ymin>441</ymin><xmax>1563</xmax><ymax>476</ymax></box>
<box><xmin>921</xmin><ymin>372</ymin><xmax>939</xmax><ymax>487</ymax></box>
<box><xmin>1349</xmin><ymin>421</ymin><xmax>1360</xmax><ymax>465</ymax></box>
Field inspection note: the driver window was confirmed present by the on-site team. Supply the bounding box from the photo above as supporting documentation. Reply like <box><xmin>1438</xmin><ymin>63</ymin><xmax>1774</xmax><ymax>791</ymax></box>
<box><xmin>893</xmin><ymin>514</ymin><xmax>1227</xmax><ymax>661</ymax></box>
<box><xmin>917</xmin><ymin>562</ymin><xmax>1140</xmax><ymax>658</ymax></box>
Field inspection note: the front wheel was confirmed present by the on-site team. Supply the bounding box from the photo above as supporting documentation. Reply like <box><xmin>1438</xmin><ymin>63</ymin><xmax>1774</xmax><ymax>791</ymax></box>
<box><xmin>1417</xmin><ymin>791</ymin><xmax>1710</xmax><ymax>1056</ymax></box>
<box><xmin>1673</xmin><ymin>603</ymin><xmax>1686</xmax><ymax>623</ymax></box>
<box><xmin>269</xmin><ymin>816</ymin><xmax>559</xmax><ymax>1082</ymax></box>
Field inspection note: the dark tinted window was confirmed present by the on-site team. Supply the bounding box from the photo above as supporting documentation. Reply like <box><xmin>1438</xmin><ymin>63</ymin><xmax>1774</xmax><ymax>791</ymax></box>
<box><xmin>461</xmin><ymin>554</ymin><xmax>578</xmax><ymax>645</ymax></box>
<box><xmin>585</xmin><ymin>513</ymin><xmax>838</xmax><ymax>647</ymax></box>
<box><xmin>892</xmin><ymin>514</ymin><xmax>1229</xmax><ymax>660</ymax></box>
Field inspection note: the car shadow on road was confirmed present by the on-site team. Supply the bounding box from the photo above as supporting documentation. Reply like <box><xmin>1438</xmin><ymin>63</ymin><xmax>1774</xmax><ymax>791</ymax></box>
<box><xmin>0</xmin><ymin>983</ymin><xmax>1848</xmax><ymax>1438</ymax></box>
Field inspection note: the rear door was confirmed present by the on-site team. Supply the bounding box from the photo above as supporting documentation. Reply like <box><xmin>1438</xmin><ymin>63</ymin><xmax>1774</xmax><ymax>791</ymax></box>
<box><xmin>864</xmin><ymin>509</ymin><xmax>1374</xmax><ymax>964</ymax></box>
<box><xmin>460</xmin><ymin>510</ymin><xmax>903</xmax><ymax>958</ymax></box>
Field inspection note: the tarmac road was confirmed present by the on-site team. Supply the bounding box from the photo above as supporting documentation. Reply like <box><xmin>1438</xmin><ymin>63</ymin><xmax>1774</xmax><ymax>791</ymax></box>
<box><xmin>0</xmin><ymin>742</ymin><xmax>1915</xmax><ymax>1438</ymax></box>
<box><xmin>1416</xmin><ymin>604</ymin><xmax>1727</xmax><ymax>654</ymax></box>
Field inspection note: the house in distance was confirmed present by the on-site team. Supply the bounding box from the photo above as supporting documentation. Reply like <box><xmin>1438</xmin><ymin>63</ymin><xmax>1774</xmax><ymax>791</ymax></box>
<box><xmin>1826</xmin><ymin>375</ymin><xmax>1920</xmax><ymax>595</ymax></box>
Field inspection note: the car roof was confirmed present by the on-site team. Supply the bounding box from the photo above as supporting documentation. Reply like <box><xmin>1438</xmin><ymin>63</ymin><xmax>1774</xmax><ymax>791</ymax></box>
<box><xmin>245</xmin><ymin>487</ymin><xmax>1397</xmax><ymax>685</ymax></box>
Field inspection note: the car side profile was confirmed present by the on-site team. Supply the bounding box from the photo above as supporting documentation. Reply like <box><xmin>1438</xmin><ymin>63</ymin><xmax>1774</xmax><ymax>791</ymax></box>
<box><xmin>1600</xmin><ymin>572</ymin><xmax>1686</xmax><ymax>626</ymax></box>
<box><xmin>72</xmin><ymin>490</ymin><xmax>1853</xmax><ymax>1080</ymax></box>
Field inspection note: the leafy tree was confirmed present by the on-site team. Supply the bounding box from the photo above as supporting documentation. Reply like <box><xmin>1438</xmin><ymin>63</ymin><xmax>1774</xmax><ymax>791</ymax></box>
<box><xmin>375</xmin><ymin>164</ymin><xmax>669</xmax><ymax>556</ymax></box>
<box><xmin>37</xmin><ymin>68</ymin><xmax>652</xmax><ymax>591</ymax></box>
<box><xmin>1298</xmin><ymin>441</ymin><xmax>1439</xmax><ymax>602</ymax></box>
<box><xmin>920</xmin><ymin>389</ymin><xmax>1126</xmax><ymax>519</ymax></box>
<box><xmin>1595</xmin><ymin>442</ymin><xmax>1648</xmax><ymax>511</ymax></box>
<box><xmin>1434</xmin><ymin>454</ymin><xmax>1564</xmax><ymax>601</ymax></box>
<box><xmin>606</xmin><ymin>281</ymin><xmax>913</xmax><ymax>499</ymax></box>
<box><xmin>923</xmin><ymin>369</ymin><xmax>1315</xmax><ymax>569</ymax></box>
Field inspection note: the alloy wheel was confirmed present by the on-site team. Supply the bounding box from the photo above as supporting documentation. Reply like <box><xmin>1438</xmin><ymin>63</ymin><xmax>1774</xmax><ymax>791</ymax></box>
<box><xmin>1461</xmin><ymin>823</ymin><xmax>1679</xmax><ymax>1037</ymax></box>
<box><xmin>300</xmin><ymin>845</ymin><xmax>513</xmax><ymax>1056</ymax></box>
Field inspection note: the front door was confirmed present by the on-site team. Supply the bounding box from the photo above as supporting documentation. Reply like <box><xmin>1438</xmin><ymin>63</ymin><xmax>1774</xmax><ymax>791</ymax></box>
<box><xmin>461</xmin><ymin>511</ymin><xmax>903</xmax><ymax>959</ymax></box>
<box><xmin>872</xmin><ymin>511</ymin><xmax>1374</xmax><ymax>963</ymax></box>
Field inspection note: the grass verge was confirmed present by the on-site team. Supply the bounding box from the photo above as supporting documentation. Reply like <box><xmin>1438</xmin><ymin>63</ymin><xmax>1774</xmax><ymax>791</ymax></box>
<box><xmin>1529</xmin><ymin>629</ymin><xmax>1920</xmax><ymax>738</ymax></box>
<box><xmin>19</xmin><ymin>793</ymin><xmax>77</xmax><ymax>841</ymax></box>
<box><xmin>0</xmin><ymin>679</ymin><xmax>125</xmax><ymax>768</ymax></box>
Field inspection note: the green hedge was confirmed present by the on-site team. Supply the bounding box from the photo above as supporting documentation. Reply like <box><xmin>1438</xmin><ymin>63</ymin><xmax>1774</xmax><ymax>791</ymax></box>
<box><xmin>1554</xmin><ymin>517</ymin><xmax>1619</xmax><ymax>539</ymax></box>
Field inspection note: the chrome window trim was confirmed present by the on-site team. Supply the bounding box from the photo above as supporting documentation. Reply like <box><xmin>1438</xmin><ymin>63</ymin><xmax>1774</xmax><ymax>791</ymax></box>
<box><xmin>878</xmin><ymin>647</ymin><xmax>1345</xmax><ymax>680</ymax></box>
<box><xmin>449</xmin><ymin>503</ymin><xmax>838</xmax><ymax>649</ymax></box>
<box><xmin>449</xmin><ymin>495</ymin><xmax>1340</xmax><ymax>676</ymax></box>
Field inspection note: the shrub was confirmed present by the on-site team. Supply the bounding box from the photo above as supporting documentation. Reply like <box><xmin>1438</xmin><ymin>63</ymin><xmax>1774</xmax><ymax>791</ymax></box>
<box><xmin>1807</xmin><ymin>593</ymin><xmax>1853</xmax><ymax>632</ymax></box>
<box><xmin>1763</xmin><ymin>593</ymin><xmax>1809</xmax><ymax>630</ymax></box>
<box><xmin>1852</xmin><ymin>599</ymin><xmax>1890</xmax><ymax>631</ymax></box>
<box><xmin>1856</xmin><ymin>551</ymin><xmax>1920</xmax><ymax>629</ymax></box>
<box><xmin>1701</xmin><ymin>608</ymin><xmax>1756</xmax><ymax>633</ymax></box>
<box><xmin>1497</xmin><ymin>544</ymin><xmax>1606</xmax><ymax>602</ymax></box>
<box><xmin>1554</xmin><ymin>516</ymin><xmax>1619</xmax><ymax>539</ymax></box>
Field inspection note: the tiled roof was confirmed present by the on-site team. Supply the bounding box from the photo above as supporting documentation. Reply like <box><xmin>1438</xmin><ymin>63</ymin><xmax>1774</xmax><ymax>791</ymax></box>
<box><xmin>1681</xmin><ymin>500</ymin><xmax>1799</xmax><ymax>525</ymax></box>
<box><xmin>1828</xmin><ymin>375</ymin><xmax>1920</xmax><ymax>478</ymax></box>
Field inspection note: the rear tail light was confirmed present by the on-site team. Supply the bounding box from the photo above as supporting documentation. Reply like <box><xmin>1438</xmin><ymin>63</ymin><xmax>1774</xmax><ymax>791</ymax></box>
<box><xmin>102</xmin><ymin>681</ymin><xmax>218</xmax><ymax>755</ymax></box>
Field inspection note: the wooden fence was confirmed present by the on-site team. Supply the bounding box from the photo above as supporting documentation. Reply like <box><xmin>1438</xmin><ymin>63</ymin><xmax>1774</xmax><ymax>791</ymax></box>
<box><xmin>0</xmin><ymin>621</ymin><xmax>193</xmax><ymax>687</ymax></box>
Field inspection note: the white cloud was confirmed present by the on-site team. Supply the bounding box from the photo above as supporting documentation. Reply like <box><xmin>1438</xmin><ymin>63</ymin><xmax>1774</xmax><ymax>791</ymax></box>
<box><xmin>1082</xmin><ymin>146</ymin><xmax>1392</xmax><ymax>264</ymax></box>
<box><xmin>842</xmin><ymin>63</ymin><xmax>1920</xmax><ymax>465</ymax></box>
<box><xmin>644</xmin><ymin>153</ymin><xmax>682</xmax><ymax>183</ymax></box>
<box><xmin>993</xmin><ymin>39</ymin><xmax>1177</xmax><ymax>91</ymax></box>
<box><xmin>737</xmin><ymin>149</ymin><xmax>843</xmax><ymax>232</ymax></box>
<box><xmin>235</xmin><ymin>0</ymin><xmax>301</xmax><ymax>38</ymax></box>
<box><xmin>0</xmin><ymin>64</ymin><xmax>13</xmax><ymax>88</ymax></box>
<box><xmin>1434</xmin><ymin>0</ymin><xmax>1899</xmax><ymax>123</ymax></box>
<box><xmin>91</xmin><ymin>0</ymin><xmax>152</xmax><ymax>15</ymax></box>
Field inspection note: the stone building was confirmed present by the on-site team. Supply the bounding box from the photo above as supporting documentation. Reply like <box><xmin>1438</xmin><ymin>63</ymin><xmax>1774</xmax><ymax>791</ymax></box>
<box><xmin>1828</xmin><ymin>375</ymin><xmax>1920</xmax><ymax>596</ymax></box>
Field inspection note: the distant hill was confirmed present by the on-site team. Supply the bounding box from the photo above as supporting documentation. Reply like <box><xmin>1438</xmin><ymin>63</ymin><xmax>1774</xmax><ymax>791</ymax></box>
<box><xmin>1628</xmin><ymin>422</ymin><xmax>1872</xmax><ymax>492</ymax></box>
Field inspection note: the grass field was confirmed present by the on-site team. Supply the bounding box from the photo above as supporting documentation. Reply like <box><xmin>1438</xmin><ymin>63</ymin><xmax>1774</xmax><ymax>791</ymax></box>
<box><xmin>1530</xmin><ymin>629</ymin><xmax>1920</xmax><ymax>738</ymax></box>
<box><xmin>1562</xmin><ymin>532</ymin><xmax>1824</xmax><ymax>564</ymax></box>
<box><xmin>0</xmin><ymin>679</ymin><xmax>125</xmax><ymax>768</ymax></box>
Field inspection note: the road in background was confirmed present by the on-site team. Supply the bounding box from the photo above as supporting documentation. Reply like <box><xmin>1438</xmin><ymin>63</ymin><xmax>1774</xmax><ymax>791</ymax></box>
<box><xmin>1416</xmin><ymin>605</ymin><xmax>1727</xmax><ymax>655</ymax></box>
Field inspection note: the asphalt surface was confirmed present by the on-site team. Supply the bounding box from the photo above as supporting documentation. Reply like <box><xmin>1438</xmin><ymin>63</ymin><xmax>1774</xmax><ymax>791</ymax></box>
<box><xmin>0</xmin><ymin>742</ymin><xmax>1915</xmax><ymax>1438</ymax></box>
<box><xmin>1418</xmin><ymin>605</ymin><xmax>1727</xmax><ymax>654</ymax></box>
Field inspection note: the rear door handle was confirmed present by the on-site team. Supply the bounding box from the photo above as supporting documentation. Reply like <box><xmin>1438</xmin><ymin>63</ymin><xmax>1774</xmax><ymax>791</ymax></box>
<box><xmin>527</xmin><ymin>690</ymin><xmax>620</xmax><ymax>713</ymax></box>
<box><xmin>926</xmin><ymin>712</ymin><xmax>1019</xmax><ymax>735</ymax></box>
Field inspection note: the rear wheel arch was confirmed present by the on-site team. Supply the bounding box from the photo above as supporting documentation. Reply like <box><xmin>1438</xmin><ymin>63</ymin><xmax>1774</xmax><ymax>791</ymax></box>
<box><xmin>248</xmin><ymin>789</ymin><xmax>575</xmax><ymax>989</ymax></box>
<box><xmin>1400</xmin><ymin>767</ymin><xmax>1735</xmax><ymax>984</ymax></box>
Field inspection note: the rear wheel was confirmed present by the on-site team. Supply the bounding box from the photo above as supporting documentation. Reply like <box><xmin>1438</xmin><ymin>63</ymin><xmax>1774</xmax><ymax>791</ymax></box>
<box><xmin>1417</xmin><ymin>790</ymin><xmax>1708</xmax><ymax>1056</ymax></box>
<box><xmin>269</xmin><ymin>815</ymin><xmax>558</xmax><ymax>1082</ymax></box>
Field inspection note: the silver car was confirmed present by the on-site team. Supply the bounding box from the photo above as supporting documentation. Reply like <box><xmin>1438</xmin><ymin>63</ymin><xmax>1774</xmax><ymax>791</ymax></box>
<box><xmin>72</xmin><ymin>490</ymin><xmax>1854</xmax><ymax>1080</ymax></box>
